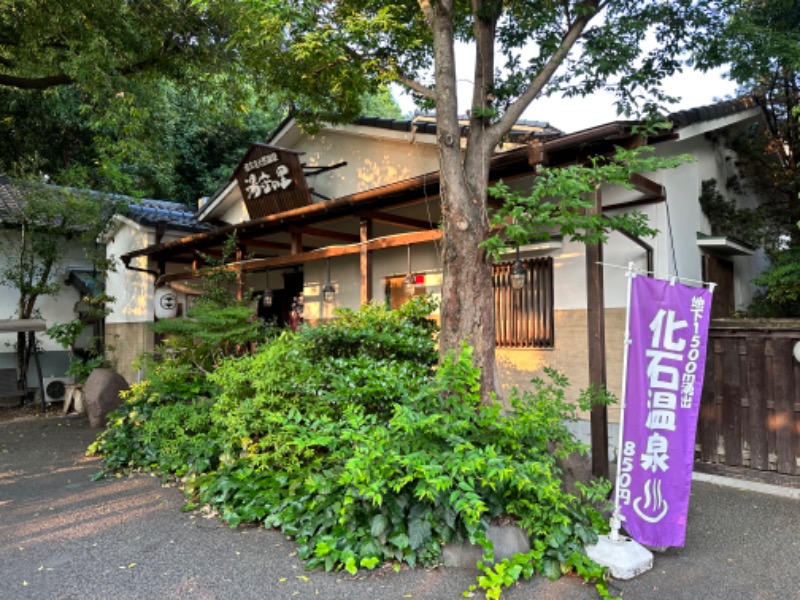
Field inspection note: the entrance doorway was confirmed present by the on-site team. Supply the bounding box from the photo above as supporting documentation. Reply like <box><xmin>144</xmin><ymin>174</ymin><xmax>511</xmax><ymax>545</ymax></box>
<box><xmin>258</xmin><ymin>270</ymin><xmax>304</xmax><ymax>328</ymax></box>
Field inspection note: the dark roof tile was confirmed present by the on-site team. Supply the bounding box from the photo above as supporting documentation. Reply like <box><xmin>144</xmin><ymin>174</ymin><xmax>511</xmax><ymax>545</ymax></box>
<box><xmin>0</xmin><ymin>176</ymin><xmax>210</xmax><ymax>234</ymax></box>
<box><xmin>669</xmin><ymin>97</ymin><xmax>759</xmax><ymax>129</ymax></box>
<box><xmin>0</xmin><ymin>174</ymin><xmax>26</xmax><ymax>218</ymax></box>
<box><xmin>124</xmin><ymin>198</ymin><xmax>213</xmax><ymax>232</ymax></box>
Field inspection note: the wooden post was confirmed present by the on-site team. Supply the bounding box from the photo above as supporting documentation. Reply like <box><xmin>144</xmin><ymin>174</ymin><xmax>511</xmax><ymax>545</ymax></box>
<box><xmin>236</xmin><ymin>244</ymin><xmax>245</xmax><ymax>301</ymax></box>
<box><xmin>360</xmin><ymin>219</ymin><xmax>372</xmax><ymax>305</ymax></box>
<box><xmin>586</xmin><ymin>189</ymin><xmax>609</xmax><ymax>479</ymax></box>
<box><xmin>291</xmin><ymin>232</ymin><xmax>303</xmax><ymax>255</ymax></box>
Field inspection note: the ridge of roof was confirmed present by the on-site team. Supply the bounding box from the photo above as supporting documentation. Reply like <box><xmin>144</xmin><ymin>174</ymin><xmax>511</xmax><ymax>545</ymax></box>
<box><xmin>0</xmin><ymin>176</ymin><xmax>211</xmax><ymax>234</ymax></box>
<box><xmin>669</xmin><ymin>96</ymin><xmax>760</xmax><ymax>129</ymax></box>
<box><xmin>350</xmin><ymin>114</ymin><xmax>563</xmax><ymax>142</ymax></box>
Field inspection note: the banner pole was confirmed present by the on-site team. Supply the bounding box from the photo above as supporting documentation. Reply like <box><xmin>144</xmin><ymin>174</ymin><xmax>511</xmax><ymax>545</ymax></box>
<box><xmin>610</xmin><ymin>262</ymin><xmax>637</xmax><ymax>542</ymax></box>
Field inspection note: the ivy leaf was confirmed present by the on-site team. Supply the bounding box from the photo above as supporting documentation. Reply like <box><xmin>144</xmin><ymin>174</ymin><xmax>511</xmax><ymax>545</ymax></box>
<box><xmin>371</xmin><ymin>513</ymin><xmax>389</xmax><ymax>538</ymax></box>
<box><xmin>389</xmin><ymin>532</ymin><xmax>410</xmax><ymax>550</ymax></box>
<box><xmin>541</xmin><ymin>557</ymin><xmax>562</xmax><ymax>581</ymax></box>
<box><xmin>408</xmin><ymin>518</ymin><xmax>431</xmax><ymax>551</ymax></box>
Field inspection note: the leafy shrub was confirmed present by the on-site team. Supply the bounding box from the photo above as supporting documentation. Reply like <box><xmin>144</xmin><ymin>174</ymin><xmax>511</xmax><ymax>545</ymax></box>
<box><xmin>91</xmin><ymin>296</ymin><xmax>612</xmax><ymax>598</ymax></box>
<box><xmin>190</xmin><ymin>344</ymin><xmax>610</xmax><ymax>593</ymax></box>
<box><xmin>89</xmin><ymin>381</ymin><xmax>219</xmax><ymax>477</ymax></box>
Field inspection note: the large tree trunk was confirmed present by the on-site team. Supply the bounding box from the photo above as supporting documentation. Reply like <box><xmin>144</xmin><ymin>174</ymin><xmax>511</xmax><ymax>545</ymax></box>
<box><xmin>432</xmin><ymin>0</ymin><xmax>499</xmax><ymax>400</ymax></box>
<box><xmin>438</xmin><ymin>172</ymin><xmax>498</xmax><ymax>400</ymax></box>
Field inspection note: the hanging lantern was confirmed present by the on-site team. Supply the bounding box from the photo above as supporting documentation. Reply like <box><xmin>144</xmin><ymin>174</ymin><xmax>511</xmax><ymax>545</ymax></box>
<box><xmin>323</xmin><ymin>258</ymin><xmax>336</xmax><ymax>304</ymax></box>
<box><xmin>510</xmin><ymin>245</ymin><xmax>526</xmax><ymax>290</ymax></box>
<box><xmin>154</xmin><ymin>286</ymin><xmax>179</xmax><ymax>319</ymax></box>
<box><xmin>262</xmin><ymin>268</ymin><xmax>273</xmax><ymax>308</ymax></box>
<box><xmin>403</xmin><ymin>245</ymin><xmax>416</xmax><ymax>297</ymax></box>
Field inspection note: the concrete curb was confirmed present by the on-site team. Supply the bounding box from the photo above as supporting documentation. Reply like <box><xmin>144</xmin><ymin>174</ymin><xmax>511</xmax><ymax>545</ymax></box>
<box><xmin>692</xmin><ymin>471</ymin><xmax>800</xmax><ymax>500</ymax></box>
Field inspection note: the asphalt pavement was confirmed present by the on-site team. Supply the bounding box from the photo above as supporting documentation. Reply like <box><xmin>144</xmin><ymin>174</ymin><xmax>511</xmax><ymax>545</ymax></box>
<box><xmin>1</xmin><ymin>413</ymin><xmax>798</xmax><ymax>600</ymax></box>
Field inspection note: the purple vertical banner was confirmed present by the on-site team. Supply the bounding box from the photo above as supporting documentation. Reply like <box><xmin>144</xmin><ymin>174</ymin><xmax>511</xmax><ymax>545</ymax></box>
<box><xmin>617</xmin><ymin>275</ymin><xmax>713</xmax><ymax>547</ymax></box>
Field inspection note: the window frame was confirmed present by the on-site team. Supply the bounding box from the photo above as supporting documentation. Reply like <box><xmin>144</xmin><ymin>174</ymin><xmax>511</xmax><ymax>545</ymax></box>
<box><xmin>493</xmin><ymin>256</ymin><xmax>554</xmax><ymax>349</ymax></box>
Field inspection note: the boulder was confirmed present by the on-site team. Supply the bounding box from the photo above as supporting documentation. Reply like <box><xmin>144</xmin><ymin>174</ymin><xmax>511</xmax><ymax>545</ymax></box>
<box><xmin>83</xmin><ymin>369</ymin><xmax>128</xmax><ymax>428</ymax></box>
<box><xmin>442</xmin><ymin>523</ymin><xmax>531</xmax><ymax>568</ymax></box>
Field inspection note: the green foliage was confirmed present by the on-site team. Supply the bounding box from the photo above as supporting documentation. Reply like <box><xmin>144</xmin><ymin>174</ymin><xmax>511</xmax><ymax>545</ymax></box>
<box><xmin>695</xmin><ymin>1</ymin><xmax>800</xmax><ymax>248</ymax></box>
<box><xmin>360</xmin><ymin>86</ymin><xmax>405</xmax><ymax>120</ymax></box>
<box><xmin>698</xmin><ymin>178</ymin><xmax>763</xmax><ymax>247</ymax></box>
<box><xmin>0</xmin><ymin>1</ymin><xmax>238</xmax><ymax>94</ymax></box>
<box><xmin>217</xmin><ymin>1</ymin><xmax>721</xmax><ymax>127</ymax></box>
<box><xmin>92</xmin><ymin>296</ymin><xmax>613</xmax><ymax>598</ymax></box>
<box><xmin>749</xmin><ymin>243</ymin><xmax>800</xmax><ymax>318</ymax></box>
<box><xmin>89</xmin><ymin>382</ymin><xmax>219</xmax><ymax>477</ymax></box>
<box><xmin>0</xmin><ymin>81</ymin><xmax>283</xmax><ymax>204</ymax></box>
<box><xmin>46</xmin><ymin>293</ymin><xmax>115</xmax><ymax>383</ymax></box>
<box><xmin>483</xmin><ymin>142</ymin><xmax>691</xmax><ymax>258</ymax></box>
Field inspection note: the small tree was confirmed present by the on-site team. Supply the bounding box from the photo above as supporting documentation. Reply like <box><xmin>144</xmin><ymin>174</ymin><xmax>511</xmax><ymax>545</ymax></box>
<box><xmin>0</xmin><ymin>179</ymin><xmax>122</xmax><ymax>384</ymax></box>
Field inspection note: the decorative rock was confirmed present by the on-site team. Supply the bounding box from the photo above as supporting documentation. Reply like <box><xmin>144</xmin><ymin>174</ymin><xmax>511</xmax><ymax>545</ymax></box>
<box><xmin>553</xmin><ymin>445</ymin><xmax>594</xmax><ymax>498</ymax></box>
<box><xmin>83</xmin><ymin>369</ymin><xmax>128</xmax><ymax>428</ymax></box>
<box><xmin>442</xmin><ymin>540</ymin><xmax>484</xmax><ymax>568</ymax></box>
<box><xmin>442</xmin><ymin>523</ymin><xmax>531</xmax><ymax>568</ymax></box>
<box><xmin>487</xmin><ymin>524</ymin><xmax>531</xmax><ymax>562</ymax></box>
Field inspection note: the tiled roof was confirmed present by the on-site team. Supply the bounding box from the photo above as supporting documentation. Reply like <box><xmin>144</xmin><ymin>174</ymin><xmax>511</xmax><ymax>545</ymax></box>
<box><xmin>669</xmin><ymin>96</ymin><xmax>760</xmax><ymax>129</ymax></box>
<box><xmin>0</xmin><ymin>174</ymin><xmax>26</xmax><ymax>218</ymax></box>
<box><xmin>0</xmin><ymin>175</ymin><xmax>210</xmax><ymax>234</ymax></box>
<box><xmin>125</xmin><ymin>198</ymin><xmax>214</xmax><ymax>233</ymax></box>
<box><xmin>352</xmin><ymin>114</ymin><xmax>563</xmax><ymax>142</ymax></box>
<box><xmin>352</xmin><ymin>97</ymin><xmax>761</xmax><ymax>139</ymax></box>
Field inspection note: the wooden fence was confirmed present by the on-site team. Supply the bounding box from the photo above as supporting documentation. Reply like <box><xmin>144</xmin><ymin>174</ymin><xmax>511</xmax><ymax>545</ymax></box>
<box><xmin>698</xmin><ymin>320</ymin><xmax>800</xmax><ymax>477</ymax></box>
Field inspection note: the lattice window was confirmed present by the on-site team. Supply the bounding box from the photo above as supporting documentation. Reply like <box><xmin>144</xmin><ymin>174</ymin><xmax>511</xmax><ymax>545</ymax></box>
<box><xmin>493</xmin><ymin>257</ymin><xmax>554</xmax><ymax>348</ymax></box>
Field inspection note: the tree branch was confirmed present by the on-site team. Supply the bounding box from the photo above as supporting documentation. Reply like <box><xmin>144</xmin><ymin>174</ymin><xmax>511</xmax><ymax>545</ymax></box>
<box><xmin>0</xmin><ymin>72</ymin><xmax>75</xmax><ymax>90</ymax></box>
<box><xmin>0</xmin><ymin>45</ymin><xmax>177</xmax><ymax>91</ymax></box>
<box><xmin>417</xmin><ymin>0</ymin><xmax>435</xmax><ymax>28</ymax></box>
<box><xmin>343</xmin><ymin>44</ymin><xmax>436</xmax><ymax>101</ymax></box>
<box><xmin>488</xmin><ymin>0</ymin><xmax>601</xmax><ymax>148</ymax></box>
<box><xmin>396</xmin><ymin>74</ymin><xmax>436</xmax><ymax>100</ymax></box>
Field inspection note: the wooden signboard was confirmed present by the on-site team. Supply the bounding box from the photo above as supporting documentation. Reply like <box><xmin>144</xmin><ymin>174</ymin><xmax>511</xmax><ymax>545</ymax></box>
<box><xmin>235</xmin><ymin>144</ymin><xmax>311</xmax><ymax>219</ymax></box>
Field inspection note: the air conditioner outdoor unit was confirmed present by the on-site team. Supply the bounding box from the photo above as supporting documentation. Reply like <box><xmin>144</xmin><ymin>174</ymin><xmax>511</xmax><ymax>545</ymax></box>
<box><xmin>43</xmin><ymin>377</ymin><xmax>73</xmax><ymax>403</ymax></box>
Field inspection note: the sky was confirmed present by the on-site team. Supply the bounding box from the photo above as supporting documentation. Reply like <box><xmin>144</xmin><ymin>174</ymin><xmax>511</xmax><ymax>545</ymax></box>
<box><xmin>392</xmin><ymin>52</ymin><xmax>741</xmax><ymax>134</ymax></box>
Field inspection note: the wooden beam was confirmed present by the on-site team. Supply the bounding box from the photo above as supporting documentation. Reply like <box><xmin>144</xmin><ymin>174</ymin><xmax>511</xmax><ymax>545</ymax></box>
<box><xmin>290</xmin><ymin>225</ymin><xmax>360</xmax><ymax>243</ymax></box>
<box><xmin>360</xmin><ymin>210</ymin><xmax>435</xmax><ymax>231</ymax></box>
<box><xmin>603</xmin><ymin>196</ymin><xmax>665</xmax><ymax>213</ymax></box>
<box><xmin>586</xmin><ymin>189</ymin><xmax>609</xmax><ymax>480</ymax></box>
<box><xmin>630</xmin><ymin>173</ymin><xmax>665</xmax><ymax>199</ymax></box>
<box><xmin>244</xmin><ymin>239</ymin><xmax>292</xmax><ymax>251</ymax></box>
<box><xmin>157</xmin><ymin>230</ymin><xmax>442</xmax><ymax>285</ymax></box>
<box><xmin>360</xmin><ymin>219</ymin><xmax>372</xmax><ymax>305</ymax></box>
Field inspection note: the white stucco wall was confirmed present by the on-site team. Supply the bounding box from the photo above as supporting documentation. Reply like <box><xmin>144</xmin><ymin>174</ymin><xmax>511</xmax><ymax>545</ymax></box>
<box><xmin>276</xmin><ymin>125</ymin><xmax>441</xmax><ymax>201</ymax></box>
<box><xmin>106</xmin><ymin>218</ymin><xmax>211</xmax><ymax>325</ymax></box>
<box><xmin>105</xmin><ymin>217</ymin><xmax>155</xmax><ymax>325</ymax></box>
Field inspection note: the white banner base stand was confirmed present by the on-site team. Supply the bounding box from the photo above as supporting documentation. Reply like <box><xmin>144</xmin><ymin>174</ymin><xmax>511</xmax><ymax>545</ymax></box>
<box><xmin>585</xmin><ymin>534</ymin><xmax>653</xmax><ymax>580</ymax></box>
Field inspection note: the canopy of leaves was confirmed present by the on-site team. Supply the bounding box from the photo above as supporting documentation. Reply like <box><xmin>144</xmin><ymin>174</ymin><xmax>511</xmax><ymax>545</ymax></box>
<box><xmin>690</xmin><ymin>1</ymin><xmax>800</xmax><ymax>315</ymax></box>
<box><xmin>217</xmin><ymin>1</ymin><xmax>723</xmax><ymax>129</ymax></box>
<box><xmin>0</xmin><ymin>79</ymin><xmax>283</xmax><ymax>203</ymax></box>
<box><xmin>0</xmin><ymin>0</ymin><xmax>237</xmax><ymax>92</ymax></box>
